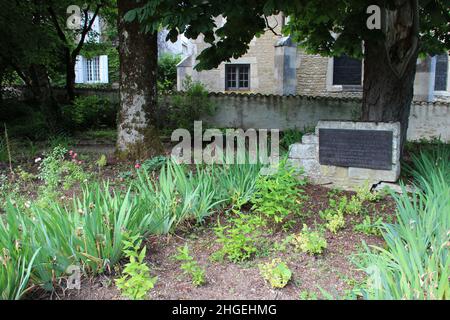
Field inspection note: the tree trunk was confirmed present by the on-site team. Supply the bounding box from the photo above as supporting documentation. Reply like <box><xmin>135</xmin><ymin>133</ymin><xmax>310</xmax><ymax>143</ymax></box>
<box><xmin>361</xmin><ymin>0</ymin><xmax>420</xmax><ymax>155</ymax></box>
<box><xmin>117</xmin><ymin>0</ymin><xmax>163</xmax><ymax>160</ymax></box>
<box><xmin>29</xmin><ymin>64</ymin><xmax>63</xmax><ymax>133</ymax></box>
<box><xmin>66</xmin><ymin>50</ymin><xmax>76</xmax><ymax>102</ymax></box>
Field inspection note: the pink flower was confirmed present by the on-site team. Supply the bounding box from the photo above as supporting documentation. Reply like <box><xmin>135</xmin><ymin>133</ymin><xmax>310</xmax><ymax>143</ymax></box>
<box><xmin>69</xmin><ymin>150</ymin><xmax>74</xmax><ymax>156</ymax></box>
<box><xmin>73</xmin><ymin>153</ymin><xmax>78</xmax><ymax>159</ymax></box>
<box><xmin>135</xmin><ymin>164</ymin><xmax>141</xmax><ymax>169</ymax></box>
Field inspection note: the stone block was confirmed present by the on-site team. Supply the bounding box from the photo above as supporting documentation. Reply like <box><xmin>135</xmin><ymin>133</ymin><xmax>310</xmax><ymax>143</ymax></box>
<box><xmin>302</xmin><ymin>134</ymin><xmax>318</xmax><ymax>145</ymax></box>
<box><xmin>288</xmin><ymin>144</ymin><xmax>302</xmax><ymax>159</ymax></box>
<box><xmin>298</xmin><ymin>144</ymin><xmax>317</xmax><ymax>159</ymax></box>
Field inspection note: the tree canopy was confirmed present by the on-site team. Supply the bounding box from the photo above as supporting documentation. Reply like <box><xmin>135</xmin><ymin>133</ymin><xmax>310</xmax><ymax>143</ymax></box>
<box><xmin>127</xmin><ymin>0</ymin><xmax>449</xmax><ymax>70</ymax></box>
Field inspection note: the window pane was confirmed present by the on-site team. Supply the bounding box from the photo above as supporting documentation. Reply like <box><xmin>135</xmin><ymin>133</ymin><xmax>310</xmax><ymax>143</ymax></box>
<box><xmin>333</xmin><ymin>56</ymin><xmax>362</xmax><ymax>86</ymax></box>
<box><xmin>435</xmin><ymin>54</ymin><xmax>448</xmax><ymax>91</ymax></box>
<box><xmin>239</xmin><ymin>66</ymin><xmax>249</xmax><ymax>88</ymax></box>
<box><xmin>226</xmin><ymin>66</ymin><xmax>237</xmax><ymax>89</ymax></box>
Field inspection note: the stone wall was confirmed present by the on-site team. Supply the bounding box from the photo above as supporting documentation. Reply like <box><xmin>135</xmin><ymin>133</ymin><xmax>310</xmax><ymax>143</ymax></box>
<box><xmin>10</xmin><ymin>87</ymin><xmax>450</xmax><ymax>143</ymax></box>
<box><xmin>203</xmin><ymin>94</ymin><xmax>450</xmax><ymax>143</ymax></box>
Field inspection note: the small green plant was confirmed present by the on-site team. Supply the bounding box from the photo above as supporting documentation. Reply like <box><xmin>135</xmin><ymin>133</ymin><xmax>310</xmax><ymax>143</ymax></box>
<box><xmin>259</xmin><ymin>259</ymin><xmax>292</xmax><ymax>289</ymax></box>
<box><xmin>96</xmin><ymin>154</ymin><xmax>107</xmax><ymax>171</ymax></box>
<box><xmin>292</xmin><ymin>225</ymin><xmax>327</xmax><ymax>255</ymax></box>
<box><xmin>173</xmin><ymin>244</ymin><xmax>206</xmax><ymax>287</ymax></box>
<box><xmin>354</xmin><ymin>216</ymin><xmax>383</xmax><ymax>236</ymax></box>
<box><xmin>346</xmin><ymin>195</ymin><xmax>364</xmax><ymax>215</ymax></box>
<box><xmin>299</xmin><ymin>290</ymin><xmax>319</xmax><ymax>300</ymax></box>
<box><xmin>325</xmin><ymin>213</ymin><xmax>345</xmax><ymax>234</ymax></box>
<box><xmin>115</xmin><ymin>235</ymin><xmax>158</xmax><ymax>300</ymax></box>
<box><xmin>251</xmin><ymin>162</ymin><xmax>306</xmax><ymax>225</ymax></box>
<box><xmin>272</xmin><ymin>235</ymin><xmax>295</xmax><ymax>253</ymax></box>
<box><xmin>356</xmin><ymin>182</ymin><xmax>380</xmax><ymax>203</ymax></box>
<box><xmin>213</xmin><ymin>213</ymin><xmax>266</xmax><ymax>263</ymax></box>
<box><xmin>142</xmin><ymin>156</ymin><xmax>167</xmax><ymax>172</ymax></box>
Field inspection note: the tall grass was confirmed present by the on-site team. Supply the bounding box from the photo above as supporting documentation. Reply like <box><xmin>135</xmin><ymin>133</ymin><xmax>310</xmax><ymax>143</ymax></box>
<box><xmin>134</xmin><ymin>159</ymin><xmax>262</xmax><ymax>233</ymax></box>
<box><xmin>1</xmin><ymin>183</ymin><xmax>150</xmax><ymax>292</ymax></box>
<box><xmin>0</xmin><ymin>155</ymin><xmax>263</xmax><ymax>298</ymax></box>
<box><xmin>0</xmin><ymin>204</ymin><xmax>39</xmax><ymax>300</ymax></box>
<box><xmin>359</xmin><ymin>148</ymin><xmax>450</xmax><ymax>300</ymax></box>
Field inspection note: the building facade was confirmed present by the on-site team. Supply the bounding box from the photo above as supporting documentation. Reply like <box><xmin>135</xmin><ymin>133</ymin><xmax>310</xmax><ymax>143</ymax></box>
<box><xmin>177</xmin><ymin>16</ymin><xmax>450</xmax><ymax>101</ymax></box>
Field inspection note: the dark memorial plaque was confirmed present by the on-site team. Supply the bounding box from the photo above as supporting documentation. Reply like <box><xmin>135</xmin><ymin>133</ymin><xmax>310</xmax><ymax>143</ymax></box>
<box><xmin>319</xmin><ymin>129</ymin><xmax>393</xmax><ymax>170</ymax></box>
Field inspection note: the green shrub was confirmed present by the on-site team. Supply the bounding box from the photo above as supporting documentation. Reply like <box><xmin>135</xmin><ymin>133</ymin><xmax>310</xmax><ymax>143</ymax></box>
<box><xmin>115</xmin><ymin>235</ymin><xmax>157</xmax><ymax>300</ymax></box>
<box><xmin>158</xmin><ymin>53</ymin><xmax>182</xmax><ymax>93</ymax></box>
<box><xmin>169</xmin><ymin>77</ymin><xmax>214</xmax><ymax>130</ymax></box>
<box><xmin>251</xmin><ymin>161</ymin><xmax>306</xmax><ymax>225</ymax></box>
<box><xmin>214</xmin><ymin>213</ymin><xmax>266</xmax><ymax>263</ymax></box>
<box><xmin>38</xmin><ymin>146</ymin><xmax>90</xmax><ymax>192</ymax></box>
<box><xmin>325</xmin><ymin>213</ymin><xmax>345</xmax><ymax>234</ymax></box>
<box><xmin>292</xmin><ymin>225</ymin><xmax>327</xmax><ymax>255</ymax></box>
<box><xmin>62</xmin><ymin>95</ymin><xmax>117</xmax><ymax>130</ymax></box>
<box><xmin>259</xmin><ymin>259</ymin><xmax>292</xmax><ymax>289</ymax></box>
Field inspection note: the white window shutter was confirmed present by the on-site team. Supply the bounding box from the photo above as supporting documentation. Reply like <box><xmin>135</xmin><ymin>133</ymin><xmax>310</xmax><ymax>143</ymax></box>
<box><xmin>75</xmin><ymin>56</ymin><xmax>85</xmax><ymax>83</ymax></box>
<box><xmin>93</xmin><ymin>16</ymin><xmax>101</xmax><ymax>42</ymax></box>
<box><xmin>99</xmin><ymin>55</ymin><xmax>109</xmax><ymax>83</ymax></box>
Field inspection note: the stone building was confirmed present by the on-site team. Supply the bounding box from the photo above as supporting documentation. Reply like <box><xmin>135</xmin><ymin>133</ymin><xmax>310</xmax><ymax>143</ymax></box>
<box><xmin>177</xmin><ymin>16</ymin><xmax>450</xmax><ymax>102</ymax></box>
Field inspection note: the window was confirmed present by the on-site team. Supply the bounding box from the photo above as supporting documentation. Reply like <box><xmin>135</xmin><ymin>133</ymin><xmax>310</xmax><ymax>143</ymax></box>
<box><xmin>435</xmin><ymin>54</ymin><xmax>448</xmax><ymax>91</ymax></box>
<box><xmin>226</xmin><ymin>64</ymin><xmax>250</xmax><ymax>90</ymax></box>
<box><xmin>333</xmin><ymin>55</ymin><xmax>362</xmax><ymax>86</ymax></box>
<box><xmin>85</xmin><ymin>57</ymin><xmax>100</xmax><ymax>83</ymax></box>
<box><xmin>75</xmin><ymin>55</ymin><xmax>109</xmax><ymax>84</ymax></box>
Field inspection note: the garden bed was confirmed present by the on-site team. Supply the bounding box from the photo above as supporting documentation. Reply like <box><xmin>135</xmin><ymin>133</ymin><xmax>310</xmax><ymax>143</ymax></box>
<box><xmin>1</xmin><ymin>136</ymin><xmax>448</xmax><ymax>301</ymax></box>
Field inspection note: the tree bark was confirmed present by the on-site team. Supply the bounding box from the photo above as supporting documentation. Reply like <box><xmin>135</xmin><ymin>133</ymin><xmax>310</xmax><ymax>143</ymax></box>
<box><xmin>66</xmin><ymin>50</ymin><xmax>76</xmax><ymax>102</ymax></box>
<box><xmin>117</xmin><ymin>0</ymin><xmax>163</xmax><ymax>159</ymax></box>
<box><xmin>28</xmin><ymin>64</ymin><xmax>63</xmax><ymax>133</ymax></box>
<box><xmin>362</xmin><ymin>0</ymin><xmax>420</xmax><ymax>155</ymax></box>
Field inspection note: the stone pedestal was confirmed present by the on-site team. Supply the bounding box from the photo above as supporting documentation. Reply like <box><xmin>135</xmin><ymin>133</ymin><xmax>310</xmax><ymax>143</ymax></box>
<box><xmin>288</xmin><ymin>121</ymin><xmax>401</xmax><ymax>191</ymax></box>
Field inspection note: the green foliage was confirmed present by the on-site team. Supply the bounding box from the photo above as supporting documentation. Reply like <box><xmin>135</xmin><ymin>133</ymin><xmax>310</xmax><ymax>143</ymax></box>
<box><xmin>358</xmin><ymin>150</ymin><xmax>450</xmax><ymax>300</ymax></box>
<box><xmin>96</xmin><ymin>154</ymin><xmax>107</xmax><ymax>169</ymax></box>
<box><xmin>0</xmin><ymin>136</ymin><xmax>8</xmax><ymax>163</ymax></box>
<box><xmin>325</xmin><ymin>213</ymin><xmax>345</xmax><ymax>234</ymax></box>
<box><xmin>213</xmin><ymin>213</ymin><xmax>266</xmax><ymax>263</ymax></box>
<box><xmin>128</xmin><ymin>1</ymin><xmax>448</xmax><ymax>71</ymax></box>
<box><xmin>115</xmin><ymin>235</ymin><xmax>157</xmax><ymax>300</ymax></box>
<box><xmin>259</xmin><ymin>259</ymin><xmax>292</xmax><ymax>289</ymax></box>
<box><xmin>251</xmin><ymin>162</ymin><xmax>306</xmax><ymax>225</ymax></box>
<box><xmin>356</xmin><ymin>182</ymin><xmax>380</xmax><ymax>203</ymax></box>
<box><xmin>169</xmin><ymin>77</ymin><xmax>215</xmax><ymax>130</ymax></box>
<box><xmin>0</xmin><ymin>230</ymin><xmax>39</xmax><ymax>300</ymax></box>
<box><xmin>134</xmin><ymin>161</ymin><xmax>222</xmax><ymax>234</ymax></box>
<box><xmin>173</xmin><ymin>244</ymin><xmax>206</xmax><ymax>287</ymax></box>
<box><xmin>158</xmin><ymin>53</ymin><xmax>182</xmax><ymax>93</ymax></box>
<box><xmin>38</xmin><ymin>146</ymin><xmax>89</xmax><ymax>191</ymax></box>
<box><xmin>280</xmin><ymin>129</ymin><xmax>304</xmax><ymax>151</ymax></box>
<box><xmin>292</xmin><ymin>225</ymin><xmax>327</xmax><ymax>255</ymax></box>
<box><xmin>62</xmin><ymin>96</ymin><xmax>117</xmax><ymax>130</ymax></box>
<box><xmin>142</xmin><ymin>156</ymin><xmax>168</xmax><ymax>173</ymax></box>
<box><xmin>354</xmin><ymin>216</ymin><xmax>383</xmax><ymax>237</ymax></box>
<box><xmin>405</xmin><ymin>143</ymin><xmax>450</xmax><ymax>187</ymax></box>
